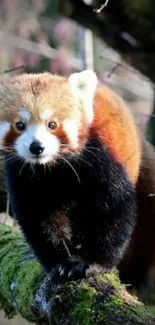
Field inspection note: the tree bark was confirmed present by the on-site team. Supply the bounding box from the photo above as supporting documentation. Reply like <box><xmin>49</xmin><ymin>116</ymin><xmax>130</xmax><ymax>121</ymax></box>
<box><xmin>0</xmin><ymin>224</ymin><xmax>154</xmax><ymax>325</ymax></box>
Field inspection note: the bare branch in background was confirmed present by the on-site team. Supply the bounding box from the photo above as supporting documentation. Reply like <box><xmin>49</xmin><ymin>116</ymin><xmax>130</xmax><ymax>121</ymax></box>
<box><xmin>94</xmin><ymin>0</ymin><xmax>109</xmax><ymax>13</ymax></box>
<box><xmin>100</xmin><ymin>54</ymin><xmax>155</xmax><ymax>90</ymax></box>
<box><xmin>100</xmin><ymin>55</ymin><xmax>141</xmax><ymax>76</ymax></box>
<box><xmin>106</xmin><ymin>63</ymin><xmax>121</xmax><ymax>78</ymax></box>
<box><xmin>0</xmin><ymin>30</ymin><xmax>82</xmax><ymax>70</ymax></box>
<box><xmin>0</xmin><ymin>65</ymin><xmax>25</xmax><ymax>74</ymax></box>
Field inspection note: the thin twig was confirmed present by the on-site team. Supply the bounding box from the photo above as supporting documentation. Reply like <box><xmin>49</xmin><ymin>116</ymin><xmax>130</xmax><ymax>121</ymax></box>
<box><xmin>100</xmin><ymin>54</ymin><xmax>155</xmax><ymax>89</ymax></box>
<box><xmin>101</xmin><ymin>55</ymin><xmax>139</xmax><ymax>75</ymax></box>
<box><xmin>94</xmin><ymin>0</ymin><xmax>109</xmax><ymax>13</ymax></box>
<box><xmin>107</xmin><ymin>63</ymin><xmax>121</xmax><ymax>78</ymax></box>
<box><xmin>0</xmin><ymin>65</ymin><xmax>25</xmax><ymax>74</ymax></box>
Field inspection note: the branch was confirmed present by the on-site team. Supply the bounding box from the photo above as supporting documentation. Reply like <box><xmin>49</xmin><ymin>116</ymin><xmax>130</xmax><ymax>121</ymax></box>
<box><xmin>0</xmin><ymin>65</ymin><xmax>25</xmax><ymax>74</ymax></box>
<box><xmin>0</xmin><ymin>224</ymin><xmax>154</xmax><ymax>325</ymax></box>
<box><xmin>94</xmin><ymin>0</ymin><xmax>109</xmax><ymax>14</ymax></box>
<box><xmin>0</xmin><ymin>30</ymin><xmax>81</xmax><ymax>70</ymax></box>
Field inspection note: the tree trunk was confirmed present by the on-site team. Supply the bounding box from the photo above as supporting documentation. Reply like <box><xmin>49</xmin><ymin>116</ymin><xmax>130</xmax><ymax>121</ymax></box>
<box><xmin>0</xmin><ymin>224</ymin><xmax>154</xmax><ymax>325</ymax></box>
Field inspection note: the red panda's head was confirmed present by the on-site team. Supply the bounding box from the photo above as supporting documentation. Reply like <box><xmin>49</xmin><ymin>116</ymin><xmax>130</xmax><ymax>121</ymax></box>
<box><xmin>0</xmin><ymin>70</ymin><xmax>98</xmax><ymax>164</ymax></box>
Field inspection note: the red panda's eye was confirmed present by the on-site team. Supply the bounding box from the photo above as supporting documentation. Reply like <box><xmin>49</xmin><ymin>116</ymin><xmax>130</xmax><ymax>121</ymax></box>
<box><xmin>48</xmin><ymin>121</ymin><xmax>57</xmax><ymax>130</ymax></box>
<box><xmin>15</xmin><ymin>121</ymin><xmax>26</xmax><ymax>131</ymax></box>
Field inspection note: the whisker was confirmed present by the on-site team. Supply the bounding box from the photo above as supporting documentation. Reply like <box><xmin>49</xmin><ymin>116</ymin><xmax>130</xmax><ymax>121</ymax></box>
<box><xmin>71</xmin><ymin>154</ymin><xmax>92</xmax><ymax>167</ymax></box>
<box><xmin>0</xmin><ymin>143</ymin><xmax>15</xmax><ymax>148</ymax></box>
<box><xmin>46</xmin><ymin>163</ymin><xmax>52</xmax><ymax>173</ymax></box>
<box><xmin>0</xmin><ymin>157</ymin><xmax>16</xmax><ymax>165</ymax></box>
<box><xmin>29</xmin><ymin>163</ymin><xmax>36</xmax><ymax>180</ymax></box>
<box><xmin>84</xmin><ymin>148</ymin><xmax>102</xmax><ymax>162</ymax></box>
<box><xmin>61</xmin><ymin>156</ymin><xmax>81</xmax><ymax>183</ymax></box>
<box><xmin>19</xmin><ymin>158</ymin><xmax>27</xmax><ymax>176</ymax></box>
<box><xmin>86</xmin><ymin>146</ymin><xmax>102</xmax><ymax>152</ymax></box>
<box><xmin>4</xmin><ymin>154</ymin><xmax>18</xmax><ymax>163</ymax></box>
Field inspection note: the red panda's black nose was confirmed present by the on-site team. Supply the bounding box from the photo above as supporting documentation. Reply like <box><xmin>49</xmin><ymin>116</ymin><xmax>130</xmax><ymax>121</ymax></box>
<box><xmin>29</xmin><ymin>141</ymin><xmax>45</xmax><ymax>155</ymax></box>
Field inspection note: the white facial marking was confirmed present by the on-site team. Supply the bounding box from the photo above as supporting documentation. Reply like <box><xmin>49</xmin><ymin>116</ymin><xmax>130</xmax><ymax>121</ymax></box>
<box><xmin>0</xmin><ymin>121</ymin><xmax>10</xmax><ymax>148</ymax></box>
<box><xmin>19</xmin><ymin>110</ymin><xmax>30</xmax><ymax>122</ymax></box>
<box><xmin>42</xmin><ymin>109</ymin><xmax>52</xmax><ymax>121</ymax></box>
<box><xmin>68</xmin><ymin>70</ymin><xmax>98</xmax><ymax>124</ymax></box>
<box><xmin>63</xmin><ymin>119</ymin><xmax>78</xmax><ymax>148</ymax></box>
<box><xmin>15</xmin><ymin>124</ymin><xmax>60</xmax><ymax>164</ymax></box>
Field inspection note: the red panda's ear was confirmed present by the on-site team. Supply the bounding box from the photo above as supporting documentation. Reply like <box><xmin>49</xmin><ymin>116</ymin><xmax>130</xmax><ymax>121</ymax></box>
<box><xmin>68</xmin><ymin>70</ymin><xmax>98</xmax><ymax>124</ymax></box>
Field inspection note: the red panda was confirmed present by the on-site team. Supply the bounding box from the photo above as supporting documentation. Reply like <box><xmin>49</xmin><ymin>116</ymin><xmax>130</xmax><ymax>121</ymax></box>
<box><xmin>0</xmin><ymin>70</ymin><xmax>143</xmax><ymax>284</ymax></box>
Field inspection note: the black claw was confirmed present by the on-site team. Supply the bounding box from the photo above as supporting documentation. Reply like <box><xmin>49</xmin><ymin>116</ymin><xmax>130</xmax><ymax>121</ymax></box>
<box><xmin>51</xmin><ymin>257</ymin><xmax>88</xmax><ymax>283</ymax></box>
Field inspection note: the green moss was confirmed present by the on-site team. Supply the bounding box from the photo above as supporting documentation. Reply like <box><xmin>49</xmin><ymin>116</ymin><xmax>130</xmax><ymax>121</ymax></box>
<box><xmin>70</xmin><ymin>274</ymin><xmax>125</xmax><ymax>325</ymax></box>
<box><xmin>0</xmin><ymin>243</ymin><xmax>25</xmax><ymax>313</ymax></box>
<box><xmin>97</xmin><ymin>270</ymin><xmax>122</xmax><ymax>289</ymax></box>
<box><xmin>107</xmin><ymin>294</ymin><xmax>124</xmax><ymax>307</ymax></box>
<box><xmin>129</xmin><ymin>302</ymin><xmax>152</xmax><ymax>321</ymax></box>
<box><xmin>40</xmin><ymin>281</ymin><xmax>78</xmax><ymax>325</ymax></box>
<box><xmin>71</xmin><ymin>272</ymin><xmax>154</xmax><ymax>325</ymax></box>
<box><xmin>0</xmin><ymin>225</ymin><xmax>23</xmax><ymax>258</ymax></box>
<box><xmin>92</xmin><ymin>301</ymin><xmax>153</xmax><ymax>325</ymax></box>
<box><xmin>72</xmin><ymin>285</ymin><xmax>96</xmax><ymax>325</ymax></box>
<box><xmin>94</xmin><ymin>292</ymin><xmax>153</xmax><ymax>325</ymax></box>
<box><xmin>0</xmin><ymin>225</ymin><xmax>36</xmax><ymax>316</ymax></box>
<box><xmin>14</xmin><ymin>261</ymin><xmax>44</xmax><ymax>319</ymax></box>
<box><xmin>50</xmin><ymin>282</ymin><xmax>97</xmax><ymax>325</ymax></box>
<box><xmin>148</xmin><ymin>305</ymin><xmax>155</xmax><ymax>316</ymax></box>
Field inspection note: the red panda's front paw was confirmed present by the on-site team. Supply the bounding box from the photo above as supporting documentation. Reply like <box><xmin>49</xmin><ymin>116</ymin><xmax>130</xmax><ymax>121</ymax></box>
<box><xmin>51</xmin><ymin>257</ymin><xmax>88</xmax><ymax>283</ymax></box>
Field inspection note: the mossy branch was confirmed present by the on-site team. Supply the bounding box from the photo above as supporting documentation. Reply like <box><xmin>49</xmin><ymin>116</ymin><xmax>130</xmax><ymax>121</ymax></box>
<box><xmin>0</xmin><ymin>224</ymin><xmax>155</xmax><ymax>325</ymax></box>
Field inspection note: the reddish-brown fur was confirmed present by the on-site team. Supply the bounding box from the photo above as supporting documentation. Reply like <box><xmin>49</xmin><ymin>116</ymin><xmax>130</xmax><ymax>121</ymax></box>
<box><xmin>91</xmin><ymin>88</ymin><xmax>141</xmax><ymax>184</ymax></box>
<box><xmin>4</xmin><ymin>125</ymin><xmax>19</xmax><ymax>151</ymax></box>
